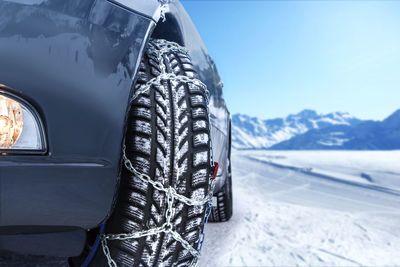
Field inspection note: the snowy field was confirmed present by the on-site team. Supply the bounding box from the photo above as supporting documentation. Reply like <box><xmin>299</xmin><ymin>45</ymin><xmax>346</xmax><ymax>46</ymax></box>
<box><xmin>242</xmin><ymin>150</ymin><xmax>400</xmax><ymax>189</ymax></box>
<box><xmin>1</xmin><ymin>150</ymin><xmax>400</xmax><ymax>266</ymax></box>
<box><xmin>199</xmin><ymin>150</ymin><xmax>400</xmax><ymax>266</ymax></box>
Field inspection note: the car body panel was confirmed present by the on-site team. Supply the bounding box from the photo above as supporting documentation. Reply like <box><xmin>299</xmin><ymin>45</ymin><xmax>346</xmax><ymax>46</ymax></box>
<box><xmin>0</xmin><ymin>0</ymin><xmax>154</xmax><ymax>228</ymax></box>
<box><xmin>0</xmin><ymin>0</ymin><xmax>230</xmax><ymax>256</ymax></box>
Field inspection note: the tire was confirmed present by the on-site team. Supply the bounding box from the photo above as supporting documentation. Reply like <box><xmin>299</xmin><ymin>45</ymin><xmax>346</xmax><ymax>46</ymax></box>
<box><xmin>71</xmin><ymin>39</ymin><xmax>212</xmax><ymax>267</ymax></box>
<box><xmin>209</xmin><ymin>123</ymin><xmax>232</xmax><ymax>223</ymax></box>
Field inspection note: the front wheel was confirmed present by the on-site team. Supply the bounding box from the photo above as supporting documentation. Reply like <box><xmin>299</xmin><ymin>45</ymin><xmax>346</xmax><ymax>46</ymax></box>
<box><xmin>71</xmin><ymin>39</ymin><xmax>213</xmax><ymax>267</ymax></box>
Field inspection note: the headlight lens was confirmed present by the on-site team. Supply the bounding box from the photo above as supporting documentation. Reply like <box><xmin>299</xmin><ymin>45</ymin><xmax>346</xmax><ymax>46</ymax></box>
<box><xmin>0</xmin><ymin>95</ymin><xmax>23</xmax><ymax>148</ymax></box>
<box><xmin>0</xmin><ymin>94</ymin><xmax>44</xmax><ymax>151</ymax></box>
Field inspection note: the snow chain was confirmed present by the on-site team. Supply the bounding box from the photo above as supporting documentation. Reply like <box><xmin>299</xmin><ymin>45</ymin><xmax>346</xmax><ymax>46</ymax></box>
<box><xmin>100</xmin><ymin>39</ymin><xmax>216</xmax><ymax>267</ymax></box>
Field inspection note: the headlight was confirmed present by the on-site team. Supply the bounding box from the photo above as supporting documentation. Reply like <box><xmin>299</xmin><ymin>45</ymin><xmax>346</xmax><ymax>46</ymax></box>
<box><xmin>0</xmin><ymin>95</ymin><xmax>23</xmax><ymax>148</ymax></box>
<box><xmin>0</xmin><ymin>92</ymin><xmax>45</xmax><ymax>153</ymax></box>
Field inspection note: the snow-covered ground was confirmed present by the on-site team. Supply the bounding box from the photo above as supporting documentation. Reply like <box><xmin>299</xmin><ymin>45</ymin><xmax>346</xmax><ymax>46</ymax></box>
<box><xmin>199</xmin><ymin>150</ymin><xmax>400</xmax><ymax>266</ymax></box>
<box><xmin>242</xmin><ymin>150</ymin><xmax>400</xmax><ymax>189</ymax></box>
<box><xmin>2</xmin><ymin>150</ymin><xmax>400</xmax><ymax>266</ymax></box>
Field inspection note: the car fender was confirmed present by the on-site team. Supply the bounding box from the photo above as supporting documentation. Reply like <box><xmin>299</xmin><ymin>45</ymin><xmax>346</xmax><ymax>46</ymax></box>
<box><xmin>0</xmin><ymin>0</ymin><xmax>156</xmax><ymax>229</ymax></box>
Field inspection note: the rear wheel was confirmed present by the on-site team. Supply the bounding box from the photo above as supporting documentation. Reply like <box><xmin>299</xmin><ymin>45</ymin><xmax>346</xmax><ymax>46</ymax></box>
<box><xmin>209</xmin><ymin>122</ymin><xmax>232</xmax><ymax>222</ymax></box>
<box><xmin>71</xmin><ymin>39</ymin><xmax>212</xmax><ymax>267</ymax></box>
<box><xmin>209</xmin><ymin>170</ymin><xmax>232</xmax><ymax>223</ymax></box>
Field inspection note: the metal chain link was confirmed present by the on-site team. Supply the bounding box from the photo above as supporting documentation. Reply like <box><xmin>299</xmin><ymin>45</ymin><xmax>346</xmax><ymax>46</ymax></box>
<box><xmin>100</xmin><ymin>39</ymin><xmax>215</xmax><ymax>267</ymax></box>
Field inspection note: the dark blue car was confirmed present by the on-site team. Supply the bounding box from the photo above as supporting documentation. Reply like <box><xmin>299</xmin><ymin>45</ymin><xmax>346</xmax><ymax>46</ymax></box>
<box><xmin>0</xmin><ymin>0</ymin><xmax>232</xmax><ymax>266</ymax></box>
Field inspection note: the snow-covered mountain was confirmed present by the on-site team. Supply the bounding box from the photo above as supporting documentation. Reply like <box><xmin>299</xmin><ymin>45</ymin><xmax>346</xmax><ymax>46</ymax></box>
<box><xmin>270</xmin><ymin>109</ymin><xmax>400</xmax><ymax>150</ymax></box>
<box><xmin>232</xmin><ymin>109</ymin><xmax>362</xmax><ymax>149</ymax></box>
<box><xmin>233</xmin><ymin>109</ymin><xmax>400</xmax><ymax>150</ymax></box>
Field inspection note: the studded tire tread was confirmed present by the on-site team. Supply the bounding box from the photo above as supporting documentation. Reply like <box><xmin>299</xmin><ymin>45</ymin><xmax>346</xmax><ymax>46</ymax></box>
<box><xmin>91</xmin><ymin>39</ymin><xmax>211</xmax><ymax>267</ymax></box>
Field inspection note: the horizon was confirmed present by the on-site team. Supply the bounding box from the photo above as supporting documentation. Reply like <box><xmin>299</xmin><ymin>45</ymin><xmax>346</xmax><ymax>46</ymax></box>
<box><xmin>182</xmin><ymin>0</ymin><xmax>400</xmax><ymax>121</ymax></box>
<box><xmin>232</xmin><ymin>107</ymin><xmax>400</xmax><ymax>121</ymax></box>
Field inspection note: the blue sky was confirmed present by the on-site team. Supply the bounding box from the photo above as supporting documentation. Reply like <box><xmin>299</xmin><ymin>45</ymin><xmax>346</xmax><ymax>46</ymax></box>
<box><xmin>181</xmin><ymin>0</ymin><xmax>400</xmax><ymax>120</ymax></box>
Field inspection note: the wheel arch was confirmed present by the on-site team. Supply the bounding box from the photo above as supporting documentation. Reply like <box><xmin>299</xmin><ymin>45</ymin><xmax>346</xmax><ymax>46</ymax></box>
<box><xmin>152</xmin><ymin>13</ymin><xmax>185</xmax><ymax>46</ymax></box>
<box><xmin>148</xmin><ymin>1</ymin><xmax>224</xmax><ymax>98</ymax></box>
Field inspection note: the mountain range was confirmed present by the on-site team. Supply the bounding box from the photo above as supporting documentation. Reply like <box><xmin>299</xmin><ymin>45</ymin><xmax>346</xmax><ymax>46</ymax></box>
<box><xmin>232</xmin><ymin>109</ymin><xmax>400</xmax><ymax>150</ymax></box>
